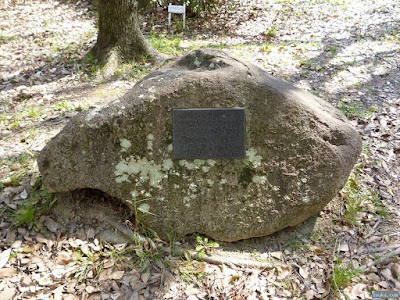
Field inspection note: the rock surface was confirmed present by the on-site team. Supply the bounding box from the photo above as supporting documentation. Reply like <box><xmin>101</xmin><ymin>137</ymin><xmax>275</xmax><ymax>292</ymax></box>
<box><xmin>38</xmin><ymin>48</ymin><xmax>362</xmax><ymax>241</ymax></box>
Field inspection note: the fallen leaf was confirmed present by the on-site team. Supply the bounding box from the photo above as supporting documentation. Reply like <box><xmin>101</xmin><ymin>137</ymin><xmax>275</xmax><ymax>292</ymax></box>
<box><xmin>276</xmin><ymin>265</ymin><xmax>290</xmax><ymax>279</ymax></box>
<box><xmin>305</xmin><ymin>289</ymin><xmax>314</xmax><ymax>300</ymax></box>
<box><xmin>339</xmin><ymin>243</ymin><xmax>349</xmax><ymax>252</ymax></box>
<box><xmin>299</xmin><ymin>266</ymin><xmax>308</xmax><ymax>279</ymax></box>
<box><xmin>185</xmin><ymin>287</ymin><xmax>201</xmax><ymax>296</ymax></box>
<box><xmin>352</xmin><ymin>283</ymin><xmax>367</xmax><ymax>298</ymax></box>
<box><xmin>80</xmin><ymin>244</ymin><xmax>91</xmax><ymax>256</ymax></box>
<box><xmin>36</xmin><ymin>235</ymin><xmax>47</xmax><ymax>243</ymax></box>
<box><xmin>0</xmin><ymin>249</ymin><xmax>11</xmax><ymax>269</ymax></box>
<box><xmin>22</xmin><ymin>246</ymin><xmax>34</xmax><ymax>254</ymax></box>
<box><xmin>141</xmin><ymin>272</ymin><xmax>150</xmax><ymax>283</ymax></box>
<box><xmin>378</xmin><ymin>280</ymin><xmax>390</xmax><ymax>288</ymax></box>
<box><xmin>11</xmin><ymin>240</ymin><xmax>22</xmax><ymax>249</ymax></box>
<box><xmin>5</xmin><ymin>231</ymin><xmax>16</xmax><ymax>244</ymax></box>
<box><xmin>0</xmin><ymin>267</ymin><xmax>18</xmax><ymax>277</ymax></box>
<box><xmin>367</xmin><ymin>272</ymin><xmax>381</xmax><ymax>282</ymax></box>
<box><xmin>86</xmin><ymin>285</ymin><xmax>98</xmax><ymax>294</ymax></box>
<box><xmin>20</xmin><ymin>274</ymin><xmax>32</xmax><ymax>286</ymax></box>
<box><xmin>19</xmin><ymin>189</ymin><xmax>28</xmax><ymax>199</ymax></box>
<box><xmin>56</xmin><ymin>251</ymin><xmax>73</xmax><ymax>265</ymax></box>
<box><xmin>0</xmin><ymin>288</ymin><xmax>16</xmax><ymax>300</ymax></box>
<box><xmin>109</xmin><ymin>270</ymin><xmax>125</xmax><ymax>280</ymax></box>
<box><xmin>391</xmin><ymin>263</ymin><xmax>400</xmax><ymax>280</ymax></box>
<box><xmin>310</xmin><ymin>245</ymin><xmax>326</xmax><ymax>256</ymax></box>
<box><xmin>103</xmin><ymin>260</ymin><xmax>114</xmax><ymax>269</ymax></box>
<box><xmin>382</xmin><ymin>268</ymin><xmax>395</xmax><ymax>282</ymax></box>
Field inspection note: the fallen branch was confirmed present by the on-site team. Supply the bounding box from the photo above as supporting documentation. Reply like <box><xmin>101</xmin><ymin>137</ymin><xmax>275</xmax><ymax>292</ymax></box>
<box><xmin>188</xmin><ymin>251</ymin><xmax>274</xmax><ymax>270</ymax></box>
<box><xmin>360</xmin><ymin>247</ymin><xmax>400</xmax><ymax>271</ymax></box>
<box><xmin>359</xmin><ymin>244</ymin><xmax>400</xmax><ymax>255</ymax></box>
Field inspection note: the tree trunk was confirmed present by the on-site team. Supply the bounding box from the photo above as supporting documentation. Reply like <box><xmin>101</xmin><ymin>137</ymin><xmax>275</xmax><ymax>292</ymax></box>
<box><xmin>91</xmin><ymin>0</ymin><xmax>162</xmax><ymax>75</ymax></box>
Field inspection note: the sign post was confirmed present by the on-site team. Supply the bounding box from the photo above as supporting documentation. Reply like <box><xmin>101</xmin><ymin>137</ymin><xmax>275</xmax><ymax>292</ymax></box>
<box><xmin>168</xmin><ymin>3</ymin><xmax>186</xmax><ymax>29</ymax></box>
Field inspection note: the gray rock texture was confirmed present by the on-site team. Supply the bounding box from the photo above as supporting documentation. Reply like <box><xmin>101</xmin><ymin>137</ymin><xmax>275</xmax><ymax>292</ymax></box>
<box><xmin>38</xmin><ymin>48</ymin><xmax>362</xmax><ymax>241</ymax></box>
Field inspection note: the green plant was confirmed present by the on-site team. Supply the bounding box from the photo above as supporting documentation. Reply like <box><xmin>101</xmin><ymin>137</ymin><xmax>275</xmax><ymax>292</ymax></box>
<box><xmin>327</xmin><ymin>45</ymin><xmax>339</xmax><ymax>54</ymax></box>
<box><xmin>338</xmin><ymin>102</ymin><xmax>360</xmax><ymax>119</ymax></box>
<box><xmin>114</xmin><ymin>62</ymin><xmax>151</xmax><ymax>81</ymax></box>
<box><xmin>150</xmin><ymin>32</ymin><xmax>184</xmax><ymax>56</ymax></box>
<box><xmin>74</xmin><ymin>247</ymin><xmax>101</xmax><ymax>282</ymax></box>
<box><xmin>180</xmin><ymin>0</ymin><xmax>221</xmax><ymax>16</ymax></box>
<box><xmin>25</xmin><ymin>106</ymin><xmax>41</xmax><ymax>119</ymax></box>
<box><xmin>9</xmin><ymin>177</ymin><xmax>55</xmax><ymax>228</ymax></box>
<box><xmin>12</xmin><ymin>200</ymin><xmax>36</xmax><ymax>227</ymax></box>
<box><xmin>299</xmin><ymin>59</ymin><xmax>314</xmax><ymax>69</ymax></box>
<box><xmin>132</xmin><ymin>242</ymin><xmax>166</xmax><ymax>272</ymax></box>
<box><xmin>8</xmin><ymin>118</ymin><xmax>22</xmax><ymax>130</ymax></box>
<box><xmin>205</xmin><ymin>42</ymin><xmax>228</xmax><ymax>49</ymax></box>
<box><xmin>342</xmin><ymin>172</ymin><xmax>363</xmax><ymax>224</ymax></box>
<box><xmin>342</xmin><ymin>143</ymin><xmax>387</xmax><ymax>224</ymax></box>
<box><xmin>83</xmin><ymin>51</ymin><xmax>101</xmax><ymax>75</ymax></box>
<box><xmin>8</xmin><ymin>173</ymin><xmax>21</xmax><ymax>186</ymax></box>
<box><xmin>332</xmin><ymin>247</ymin><xmax>362</xmax><ymax>294</ymax></box>
<box><xmin>0</xmin><ymin>34</ymin><xmax>16</xmax><ymax>42</ymax></box>
<box><xmin>369</xmin><ymin>191</ymin><xmax>389</xmax><ymax>218</ymax></box>
<box><xmin>195</xmin><ymin>236</ymin><xmax>219</xmax><ymax>259</ymax></box>
<box><xmin>300</xmin><ymin>70</ymin><xmax>311</xmax><ymax>76</ymax></box>
<box><xmin>55</xmin><ymin>101</ymin><xmax>74</xmax><ymax>112</ymax></box>
<box><xmin>267</xmin><ymin>27</ymin><xmax>278</xmax><ymax>38</ymax></box>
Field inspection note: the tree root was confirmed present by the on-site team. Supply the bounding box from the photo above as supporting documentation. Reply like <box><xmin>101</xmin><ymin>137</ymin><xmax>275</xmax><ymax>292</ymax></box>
<box><xmin>103</xmin><ymin>217</ymin><xmax>275</xmax><ymax>270</ymax></box>
<box><xmin>89</xmin><ymin>44</ymin><xmax>168</xmax><ymax>79</ymax></box>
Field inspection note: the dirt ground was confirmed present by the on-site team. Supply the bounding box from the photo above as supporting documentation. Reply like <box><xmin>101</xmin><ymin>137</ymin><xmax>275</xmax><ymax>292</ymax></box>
<box><xmin>0</xmin><ymin>0</ymin><xmax>399</xmax><ymax>299</ymax></box>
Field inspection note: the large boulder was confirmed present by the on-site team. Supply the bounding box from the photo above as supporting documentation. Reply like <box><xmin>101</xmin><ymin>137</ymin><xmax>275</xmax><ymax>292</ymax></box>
<box><xmin>38</xmin><ymin>48</ymin><xmax>362</xmax><ymax>242</ymax></box>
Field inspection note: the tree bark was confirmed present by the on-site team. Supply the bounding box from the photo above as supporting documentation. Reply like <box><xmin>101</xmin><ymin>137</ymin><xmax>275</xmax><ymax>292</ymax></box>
<box><xmin>91</xmin><ymin>0</ymin><xmax>162</xmax><ymax>75</ymax></box>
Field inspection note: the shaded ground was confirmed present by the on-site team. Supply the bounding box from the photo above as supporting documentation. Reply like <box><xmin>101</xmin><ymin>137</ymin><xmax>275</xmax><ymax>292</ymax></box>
<box><xmin>0</xmin><ymin>0</ymin><xmax>399</xmax><ymax>299</ymax></box>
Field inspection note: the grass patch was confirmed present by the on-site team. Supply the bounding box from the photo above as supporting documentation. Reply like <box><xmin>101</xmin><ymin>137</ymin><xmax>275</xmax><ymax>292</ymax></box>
<box><xmin>267</xmin><ymin>27</ymin><xmax>278</xmax><ymax>38</ymax></box>
<box><xmin>338</xmin><ymin>102</ymin><xmax>377</xmax><ymax>119</ymax></box>
<box><xmin>332</xmin><ymin>261</ymin><xmax>361</xmax><ymax>292</ymax></box>
<box><xmin>0</xmin><ymin>34</ymin><xmax>16</xmax><ymax>42</ymax></box>
<box><xmin>1</xmin><ymin>152</ymin><xmax>36</xmax><ymax>186</ymax></box>
<box><xmin>331</xmin><ymin>242</ymin><xmax>362</xmax><ymax>295</ymax></box>
<box><xmin>54</xmin><ymin>100</ymin><xmax>75</xmax><ymax>112</ymax></box>
<box><xmin>114</xmin><ymin>61</ymin><xmax>152</xmax><ymax>81</ymax></box>
<box><xmin>342</xmin><ymin>173</ymin><xmax>363</xmax><ymax>225</ymax></box>
<box><xmin>342</xmin><ymin>143</ymin><xmax>389</xmax><ymax>225</ymax></box>
<box><xmin>5</xmin><ymin>176</ymin><xmax>55</xmax><ymax>229</ymax></box>
<box><xmin>25</xmin><ymin>106</ymin><xmax>42</xmax><ymax>119</ymax></box>
<box><xmin>12</xmin><ymin>200</ymin><xmax>36</xmax><ymax>227</ymax></box>
<box><xmin>150</xmin><ymin>32</ymin><xmax>185</xmax><ymax>56</ymax></box>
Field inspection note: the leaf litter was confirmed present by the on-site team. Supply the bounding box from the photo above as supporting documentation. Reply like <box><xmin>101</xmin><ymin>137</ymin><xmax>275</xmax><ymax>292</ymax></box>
<box><xmin>1</xmin><ymin>0</ymin><xmax>400</xmax><ymax>299</ymax></box>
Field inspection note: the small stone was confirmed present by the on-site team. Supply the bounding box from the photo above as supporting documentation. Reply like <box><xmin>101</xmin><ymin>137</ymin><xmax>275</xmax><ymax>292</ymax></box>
<box><xmin>17</xmin><ymin>228</ymin><xmax>26</xmax><ymax>236</ymax></box>
<box><xmin>43</xmin><ymin>217</ymin><xmax>59</xmax><ymax>233</ymax></box>
<box><xmin>87</xmin><ymin>228</ymin><xmax>96</xmax><ymax>239</ymax></box>
<box><xmin>19</xmin><ymin>189</ymin><xmax>28</xmax><ymax>199</ymax></box>
<box><xmin>270</xmin><ymin>251</ymin><xmax>283</xmax><ymax>260</ymax></box>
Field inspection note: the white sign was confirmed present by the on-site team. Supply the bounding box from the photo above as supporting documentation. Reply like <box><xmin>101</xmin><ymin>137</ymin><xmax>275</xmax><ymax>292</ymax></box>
<box><xmin>168</xmin><ymin>3</ymin><xmax>186</xmax><ymax>28</ymax></box>
<box><xmin>168</xmin><ymin>4</ymin><xmax>185</xmax><ymax>14</ymax></box>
